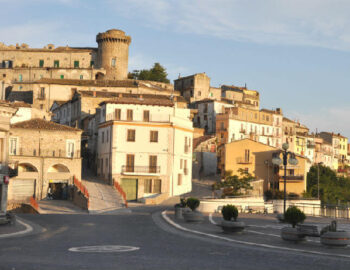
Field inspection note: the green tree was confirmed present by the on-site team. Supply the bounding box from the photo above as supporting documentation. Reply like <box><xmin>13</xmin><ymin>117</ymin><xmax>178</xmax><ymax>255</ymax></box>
<box><xmin>128</xmin><ymin>63</ymin><xmax>170</xmax><ymax>83</ymax></box>
<box><xmin>306</xmin><ymin>165</ymin><xmax>350</xmax><ymax>204</ymax></box>
<box><xmin>215</xmin><ymin>169</ymin><xmax>254</xmax><ymax>197</ymax></box>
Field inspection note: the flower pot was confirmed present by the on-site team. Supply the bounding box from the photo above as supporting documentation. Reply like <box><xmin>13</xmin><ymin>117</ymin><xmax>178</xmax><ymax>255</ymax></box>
<box><xmin>281</xmin><ymin>227</ymin><xmax>305</xmax><ymax>242</ymax></box>
<box><xmin>221</xmin><ymin>220</ymin><xmax>245</xmax><ymax>233</ymax></box>
<box><xmin>320</xmin><ymin>231</ymin><xmax>350</xmax><ymax>247</ymax></box>
<box><xmin>174</xmin><ymin>206</ymin><xmax>184</xmax><ymax>219</ymax></box>
<box><xmin>183</xmin><ymin>210</ymin><xmax>204</xmax><ymax>223</ymax></box>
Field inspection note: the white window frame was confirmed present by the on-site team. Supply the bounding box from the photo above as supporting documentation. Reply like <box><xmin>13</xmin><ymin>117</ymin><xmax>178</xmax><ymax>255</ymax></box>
<box><xmin>66</xmin><ymin>140</ymin><xmax>75</xmax><ymax>158</ymax></box>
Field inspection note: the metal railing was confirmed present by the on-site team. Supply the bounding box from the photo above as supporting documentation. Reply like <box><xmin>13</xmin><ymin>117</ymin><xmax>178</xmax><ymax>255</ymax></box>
<box><xmin>121</xmin><ymin>165</ymin><xmax>160</xmax><ymax>174</ymax></box>
<box><xmin>236</xmin><ymin>157</ymin><xmax>252</xmax><ymax>164</ymax></box>
<box><xmin>10</xmin><ymin>148</ymin><xmax>80</xmax><ymax>158</ymax></box>
<box><xmin>279</xmin><ymin>175</ymin><xmax>304</xmax><ymax>180</ymax></box>
<box><xmin>106</xmin><ymin>112</ymin><xmax>170</xmax><ymax>123</ymax></box>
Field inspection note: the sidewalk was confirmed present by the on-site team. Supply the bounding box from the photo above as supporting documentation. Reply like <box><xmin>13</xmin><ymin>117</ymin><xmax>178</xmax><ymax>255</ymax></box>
<box><xmin>162</xmin><ymin>211</ymin><xmax>350</xmax><ymax>259</ymax></box>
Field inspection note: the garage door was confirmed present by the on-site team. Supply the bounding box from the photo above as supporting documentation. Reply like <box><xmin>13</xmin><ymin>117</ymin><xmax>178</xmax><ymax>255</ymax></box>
<box><xmin>10</xmin><ymin>179</ymin><xmax>35</xmax><ymax>202</ymax></box>
<box><xmin>121</xmin><ymin>178</ymin><xmax>138</xmax><ymax>201</ymax></box>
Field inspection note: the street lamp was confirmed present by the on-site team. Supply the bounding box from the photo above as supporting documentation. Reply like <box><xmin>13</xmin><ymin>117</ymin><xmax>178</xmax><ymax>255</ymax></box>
<box><xmin>271</xmin><ymin>143</ymin><xmax>298</xmax><ymax>215</ymax></box>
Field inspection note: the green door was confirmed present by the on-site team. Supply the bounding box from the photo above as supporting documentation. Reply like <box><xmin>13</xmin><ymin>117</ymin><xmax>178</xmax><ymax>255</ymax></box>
<box><xmin>121</xmin><ymin>178</ymin><xmax>138</xmax><ymax>201</ymax></box>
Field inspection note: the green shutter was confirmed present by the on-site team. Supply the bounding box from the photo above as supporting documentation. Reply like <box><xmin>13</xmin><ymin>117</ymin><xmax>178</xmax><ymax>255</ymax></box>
<box><xmin>74</xmin><ymin>61</ymin><xmax>79</xmax><ymax>68</ymax></box>
<box><xmin>39</xmin><ymin>60</ymin><xmax>44</xmax><ymax>67</ymax></box>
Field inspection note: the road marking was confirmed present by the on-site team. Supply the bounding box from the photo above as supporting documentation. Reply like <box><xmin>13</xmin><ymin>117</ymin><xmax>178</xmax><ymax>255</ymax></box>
<box><xmin>0</xmin><ymin>218</ymin><xmax>33</xmax><ymax>239</ymax></box>
<box><xmin>68</xmin><ymin>245</ymin><xmax>140</xmax><ymax>253</ymax></box>
<box><xmin>163</xmin><ymin>211</ymin><xmax>348</xmax><ymax>259</ymax></box>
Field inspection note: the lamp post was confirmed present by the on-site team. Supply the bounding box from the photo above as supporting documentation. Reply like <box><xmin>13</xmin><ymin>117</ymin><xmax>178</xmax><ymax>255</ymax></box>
<box><xmin>272</xmin><ymin>143</ymin><xmax>298</xmax><ymax>215</ymax></box>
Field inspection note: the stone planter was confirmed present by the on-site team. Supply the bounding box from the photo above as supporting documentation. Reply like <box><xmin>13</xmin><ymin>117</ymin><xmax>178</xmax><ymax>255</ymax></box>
<box><xmin>221</xmin><ymin>220</ymin><xmax>245</xmax><ymax>233</ymax></box>
<box><xmin>174</xmin><ymin>206</ymin><xmax>185</xmax><ymax>219</ymax></box>
<box><xmin>281</xmin><ymin>227</ymin><xmax>305</xmax><ymax>242</ymax></box>
<box><xmin>183</xmin><ymin>210</ymin><xmax>204</xmax><ymax>223</ymax></box>
<box><xmin>320</xmin><ymin>231</ymin><xmax>350</xmax><ymax>247</ymax></box>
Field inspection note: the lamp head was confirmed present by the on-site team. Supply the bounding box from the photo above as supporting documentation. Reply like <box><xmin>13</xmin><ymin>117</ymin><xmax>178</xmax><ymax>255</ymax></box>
<box><xmin>272</xmin><ymin>153</ymin><xmax>282</xmax><ymax>166</ymax></box>
<box><xmin>288</xmin><ymin>153</ymin><xmax>298</xmax><ymax>165</ymax></box>
<box><xmin>282</xmin><ymin>143</ymin><xmax>289</xmax><ymax>151</ymax></box>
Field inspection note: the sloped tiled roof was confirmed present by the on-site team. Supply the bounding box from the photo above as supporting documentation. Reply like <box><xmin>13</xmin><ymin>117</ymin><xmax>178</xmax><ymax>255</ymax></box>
<box><xmin>11</xmin><ymin>119</ymin><xmax>81</xmax><ymax>132</ymax></box>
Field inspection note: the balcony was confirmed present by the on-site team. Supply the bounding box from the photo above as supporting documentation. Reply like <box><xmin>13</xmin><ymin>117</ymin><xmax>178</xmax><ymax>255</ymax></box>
<box><xmin>236</xmin><ymin>157</ymin><xmax>252</xmax><ymax>164</ymax></box>
<box><xmin>279</xmin><ymin>175</ymin><xmax>304</xmax><ymax>181</ymax></box>
<box><xmin>307</xmin><ymin>142</ymin><xmax>315</xmax><ymax>149</ymax></box>
<box><xmin>184</xmin><ymin>145</ymin><xmax>190</xmax><ymax>154</ymax></box>
<box><xmin>121</xmin><ymin>165</ymin><xmax>160</xmax><ymax>175</ymax></box>
<box><xmin>239</xmin><ymin>128</ymin><xmax>246</xmax><ymax>134</ymax></box>
<box><xmin>105</xmin><ymin>112</ymin><xmax>170</xmax><ymax>123</ymax></box>
<box><xmin>37</xmin><ymin>94</ymin><xmax>46</xmax><ymax>100</ymax></box>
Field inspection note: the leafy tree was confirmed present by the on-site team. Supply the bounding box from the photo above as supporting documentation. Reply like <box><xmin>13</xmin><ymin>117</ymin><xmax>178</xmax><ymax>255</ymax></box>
<box><xmin>214</xmin><ymin>169</ymin><xmax>254</xmax><ymax>197</ymax></box>
<box><xmin>306</xmin><ymin>165</ymin><xmax>350</xmax><ymax>204</ymax></box>
<box><xmin>128</xmin><ymin>63</ymin><xmax>170</xmax><ymax>83</ymax></box>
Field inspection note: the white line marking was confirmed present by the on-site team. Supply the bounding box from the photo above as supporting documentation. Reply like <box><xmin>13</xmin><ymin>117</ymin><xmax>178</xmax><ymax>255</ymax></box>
<box><xmin>0</xmin><ymin>218</ymin><xmax>33</xmax><ymax>239</ymax></box>
<box><xmin>69</xmin><ymin>245</ymin><xmax>140</xmax><ymax>253</ymax></box>
<box><xmin>163</xmin><ymin>211</ymin><xmax>347</xmax><ymax>259</ymax></box>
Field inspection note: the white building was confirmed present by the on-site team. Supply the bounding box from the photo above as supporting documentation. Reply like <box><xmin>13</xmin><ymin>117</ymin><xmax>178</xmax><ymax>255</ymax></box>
<box><xmin>97</xmin><ymin>95</ymin><xmax>193</xmax><ymax>202</ymax></box>
<box><xmin>192</xmin><ymin>99</ymin><xmax>234</xmax><ymax>134</ymax></box>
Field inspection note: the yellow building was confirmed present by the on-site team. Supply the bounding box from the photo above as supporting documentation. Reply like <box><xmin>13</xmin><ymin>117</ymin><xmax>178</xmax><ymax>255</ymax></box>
<box><xmin>220</xmin><ymin>139</ymin><xmax>309</xmax><ymax>196</ymax></box>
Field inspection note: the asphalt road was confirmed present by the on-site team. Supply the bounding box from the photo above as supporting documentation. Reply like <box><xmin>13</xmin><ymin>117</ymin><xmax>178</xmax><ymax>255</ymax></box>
<box><xmin>1</xmin><ymin>206</ymin><xmax>350</xmax><ymax>270</ymax></box>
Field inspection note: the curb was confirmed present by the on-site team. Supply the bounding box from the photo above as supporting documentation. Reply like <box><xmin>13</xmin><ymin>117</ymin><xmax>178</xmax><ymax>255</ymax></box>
<box><xmin>161</xmin><ymin>210</ymin><xmax>350</xmax><ymax>260</ymax></box>
<box><xmin>0</xmin><ymin>217</ymin><xmax>33</xmax><ymax>239</ymax></box>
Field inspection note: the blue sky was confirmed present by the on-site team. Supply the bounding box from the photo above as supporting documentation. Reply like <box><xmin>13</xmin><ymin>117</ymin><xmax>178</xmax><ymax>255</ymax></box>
<box><xmin>1</xmin><ymin>0</ymin><xmax>350</xmax><ymax>137</ymax></box>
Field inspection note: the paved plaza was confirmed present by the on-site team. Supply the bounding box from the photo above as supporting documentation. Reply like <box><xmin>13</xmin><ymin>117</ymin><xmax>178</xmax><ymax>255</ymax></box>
<box><xmin>1</xmin><ymin>207</ymin><xmax>350</xmax><ymax>269</ymax></box>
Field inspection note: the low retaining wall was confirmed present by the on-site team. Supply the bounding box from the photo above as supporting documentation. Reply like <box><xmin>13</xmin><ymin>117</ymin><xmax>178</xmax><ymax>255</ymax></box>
<box><xmin>72</xmin><ymin>187</ymin><xmax>89</xmax><ymax>210</ymax></box>
<box><xmin>140</xmin><ymin>193</ymin><xmax>169</xmax><ymax>205</ymax></box>
<box><xmin>198</xmin><ymin>197</ymin><xmax>321</xmax><ymax>214</ymax></box>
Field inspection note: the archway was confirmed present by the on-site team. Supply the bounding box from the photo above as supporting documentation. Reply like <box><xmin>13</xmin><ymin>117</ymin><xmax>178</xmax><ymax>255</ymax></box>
<box><xmin>18</xmin><ymin>163</ymin><xmax>38</xmax><ymax>172</ymax></box>
<box><xmin>48</xmin><ymin>164</ymin><xmax>70</xmax><ymax>173</ymax></box>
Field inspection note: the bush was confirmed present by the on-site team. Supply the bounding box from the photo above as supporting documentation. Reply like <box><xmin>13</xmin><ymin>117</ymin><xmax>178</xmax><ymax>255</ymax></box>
<box><xmin>284</xmin><ymin>206</ymin><xmax>306</xmax><ymax>228</ymax></box>
<box><xmin>186</xmin><ymin>197</ymin><xmax>200</xmax><ymax>211</ymax></box>
<box><xmin>221</xmin><ymin>205</ymin><xmax>238</xmax><ymax>221</ymax></box>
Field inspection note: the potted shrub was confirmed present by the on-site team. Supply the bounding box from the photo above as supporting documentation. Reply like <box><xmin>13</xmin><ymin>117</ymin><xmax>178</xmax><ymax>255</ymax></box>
<box><xmin>320</xmin><ymin>220</ymin><xmax>350</xmax><ymax>247</ymax></box>
<box><xmin>220</xmin><ymin>204</ymin><xmax>245</xmax><ymax>233</ymax></box>
<box><xmin>183</xmin><ymin>197</ymin><xmax>204</xmax><ymax>222</ymax></box>
<box><xmin>281</xmin><ymin>206</ymin><xmax>306</xmax><ymax>242</ymax></box>
<box><xmin>174</xmin><ymin>198</ymin><xmax>187</xmax><ymax>219</ymax></box>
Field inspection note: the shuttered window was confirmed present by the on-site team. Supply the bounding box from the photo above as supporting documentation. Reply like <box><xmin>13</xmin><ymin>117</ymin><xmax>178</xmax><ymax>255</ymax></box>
<box><xmin>150</xmin><ymin>131</ymin><xmax>158</xmax><ymax>142</ymax></box>
<box><xmin>127</xmin><ymin>130</ymin><xmax>135</xmax><ymax>142</ymax></box>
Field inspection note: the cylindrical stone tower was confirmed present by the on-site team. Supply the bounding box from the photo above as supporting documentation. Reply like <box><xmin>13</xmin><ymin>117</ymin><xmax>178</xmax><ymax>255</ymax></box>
<box><xmin>96</xmin><ymin>29</ymin><xmax>131</xmax><ymax>80</ymax></box>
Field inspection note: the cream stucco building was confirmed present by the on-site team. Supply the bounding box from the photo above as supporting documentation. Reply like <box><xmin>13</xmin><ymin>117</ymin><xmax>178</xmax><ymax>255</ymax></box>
<box><xmin>96</xmin><ymin>95</ymin><xmax>193</xmax><ymax>201</ymax></box>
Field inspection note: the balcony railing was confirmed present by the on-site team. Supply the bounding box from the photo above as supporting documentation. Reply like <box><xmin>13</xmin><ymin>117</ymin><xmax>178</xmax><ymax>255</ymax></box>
<box><xmin>279</xmin><ymin>175</ymin><xmax>304</xmax><ymax>181</ymax></box>
<box><xmin>37</xmin><ymin>94</ymin><xmax>46</xmax><ymax>100</ymax></box>
<box><xmin>307</xmin><ymin>142</ymin><xmax>315</xmax><ymax>148</ymax></box>
<box><xmin>239</xmin><ymin>129</ymin><xmax>246</xmax><ymax>134</ymax></box>
<box><xmin>236</xmin><ymin>157</ymin><xmax>252</xmax><ymax>164</ymax></box>
<box><xmin>184</xmin><ymin>145</ymin><xmax>190</xmax><ymax>153</ymax></box>
<box><xmin>121</xmin><ymin>165</ymin><xmax>160</xmax><ymax>174</ymax></box>
<box><xmin>106</xmin><ymin>113</ymin><xmax>170</xmax><ymax>123</ymax></box>
<box><xmin>10</xmin><ymin>148</ymin><xmax>80</xmax><ymax>158</ymax></box>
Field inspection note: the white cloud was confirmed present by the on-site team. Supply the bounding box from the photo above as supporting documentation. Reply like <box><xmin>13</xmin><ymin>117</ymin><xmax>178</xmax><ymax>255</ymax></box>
<box><xmin>106</xmin><ymin>0</ymin><xmax>350</xmax><ymax>51</ymax></box>
<box><xmin>287</xmin><ymin>106</ymin><xmax>350</xmax><ymax>138</ymax></box>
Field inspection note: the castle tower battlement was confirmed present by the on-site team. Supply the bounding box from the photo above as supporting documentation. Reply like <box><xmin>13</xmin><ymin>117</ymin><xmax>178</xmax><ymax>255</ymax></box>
<box><xmin>96</xmin><ymin>29</ymin><xmax>131</xmax><ymax>80</ymax></box>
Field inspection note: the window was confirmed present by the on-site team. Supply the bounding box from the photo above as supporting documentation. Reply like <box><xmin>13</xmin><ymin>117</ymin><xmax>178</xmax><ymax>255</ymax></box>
<box><xmin>54</xmin><ymin>60</ymin><xmax>59</xmax><ymax>68</ymax></box>
<box><xmin>115</xmin><ymin>109</ymin><xmax>121</xmax><ymax>120</ymax></box>
<box><xmin>102</xmin><ymin>131</ymin><xmax>105</xmax><ymax>143</ymax></box>
<box><xmin>60</xmin><ymin>75</ymin><xmax>64</xmax><ymax>79</ymax></box>
<box><xmin>126</xmin><ymin>154</ymin><xmax>134</xmax><ymax>172</ymax></box>
<box><xmin>220</xmin><ymin>122</ymin><xmax>224</xmax><ymax>130</ymax></box>
<box><xmin>145</xmin><ymin>179</ymin><xmax>152</xmax><ymax>193</ymax></box>
<box><xmin>150</xmin><ymin>131</ymin><xmax>158</xmax><ymax>142</ymax></box>
<box><xmin>127</xmin><ymin>129</ymin><xmax>136</xmax><ymax>142</ymax></box>
<box><xmin>244</xmin><ymin>149</ymin><xmax>250</xmax><ymax>163</ymax></box>
<box><xmin>289</xmin><ymin>169</ymin><xmax>295</xmax><ymax>176</ymax></box>
<box><xmin>198</xmin><ymin>91</ymin><xmax>201</xmax><ymax>96</ymax></box>
<box><xmin>107</xmin><ymin>130</ymin><xmax>109</xmax><ymax>143</ymax></box>
<box><xmin>127</xmin><ymin>109</ymin><xmax>133</xmax><ymax>121</ymax></box>
<box><xmin>178</xmin><ymin>174</ymin><xmax>182</xmax><ymax>185</ymax></box>
<box><xmin>143</xmin><ymin>110</ymin><xmax>150</xmax><ymax>122</ymax></box>
<box><xmin>90</xmin><ymin>61</ymin><xmax>94</xmax><ymax>67</ymax></box>
<box><xmin>19</xmin><ymin>74</ymin><xmax>22</xmax><ymax>82</ymax></box>
<box><xmin>80</xmin><ymin>75</ymin><xmax>83</xmax><ymax>80</ymax></box>
<box><xmin>266</xmin><ymin>116</ymin><xmax>270</xmax><ymax>121</ymax></box>
<box><xmin>39</xmin><ymin>60</ymin><xmax>44</xmax><ymax>67</ymax></box>
<box><xmin>66</xmin><ymin>140</ymin><xmax>75</xmax><ymax>158</ymax></box>
<box><xmin>40</xmin><ymin>104</ymin><xmax>43</xmax><ymax>110</ymax></box>
<box><xmin>149</xmin><ymin>155</ymin><xmax>157</xmax><ymax>173</ymax></box>
<box><xmin>9</xmin><ymin>138</ymin><xmax>17</xmax><ymax>155</ymax></box>
<box><xmin>180</xmin><ymin>159</ymin><xmax>183</xmax><ymax>169</ymax></box>
<box><xmin>111</xmin><ymin>58</ymin><xmax>116</xmax><ymax>67</ymax></box>
<box><xmin>244</xmin><ymin>168</ymin><xmax>249</xmax><ymax>173</ymax></box>
<box><xmin>74</xmin><ymin>61</ymin><xmax>79</xmax><ymax>68</ymax></box>
<box><xmin>39</xmin><ymin>87</ymin><xmax>45</xmax><ymax>99</ymax></box>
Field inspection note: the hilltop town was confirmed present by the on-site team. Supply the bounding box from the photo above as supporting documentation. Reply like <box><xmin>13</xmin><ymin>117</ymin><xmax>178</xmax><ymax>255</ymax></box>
<box><xmin>0</xmin><ymin>28</ymin><xmax>348</xmax><ymax>215</ymax></box>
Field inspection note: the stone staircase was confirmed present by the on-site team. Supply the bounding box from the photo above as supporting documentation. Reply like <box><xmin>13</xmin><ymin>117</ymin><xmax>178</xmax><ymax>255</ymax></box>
<box><xmin>82</xmin><ymin>176</ymin><xmax>128</xmax><ymax>214</ymax></box>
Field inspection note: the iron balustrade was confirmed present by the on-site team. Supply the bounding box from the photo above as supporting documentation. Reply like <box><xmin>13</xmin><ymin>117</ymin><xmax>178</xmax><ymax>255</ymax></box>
<box><xmin>122</xmin><ymin>165</ymin><xmax>160</xmax><ymax>174</ymax></box>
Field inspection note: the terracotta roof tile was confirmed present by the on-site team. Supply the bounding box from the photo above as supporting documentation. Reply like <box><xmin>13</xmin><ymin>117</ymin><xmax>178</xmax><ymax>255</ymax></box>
<box><xmin>11</xmin><ymin>119</ymin><xmax>81</xmax><ymax>132</ymax></box>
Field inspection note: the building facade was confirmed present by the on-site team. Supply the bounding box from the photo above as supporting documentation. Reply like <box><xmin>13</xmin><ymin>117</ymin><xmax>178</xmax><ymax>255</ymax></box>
<box><xmin>96</xmin><ymin>95</ymin><xmax>193</xmax><ymax>201</ymax></box>
<box><xmin>7</xmin><ymin>119</ymin><xmax>82</xmax><ymax>203</ymax></box>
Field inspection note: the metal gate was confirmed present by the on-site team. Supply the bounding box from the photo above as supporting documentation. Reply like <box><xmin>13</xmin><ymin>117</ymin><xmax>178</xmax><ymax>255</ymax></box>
<box><xmin>121</xmin><ymin>178</ymin><xmax>138</xmax><ymax>201</ymax></box>
<box><xmin>10</xmin><ymin>179</ymin><xmax>35</xmax><ymax>202</ymax></box>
